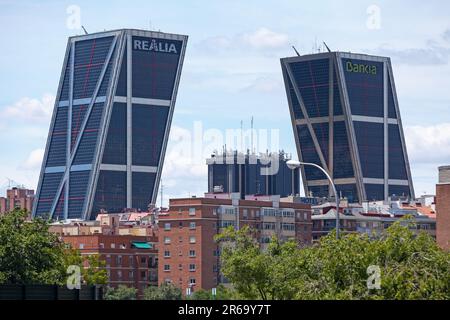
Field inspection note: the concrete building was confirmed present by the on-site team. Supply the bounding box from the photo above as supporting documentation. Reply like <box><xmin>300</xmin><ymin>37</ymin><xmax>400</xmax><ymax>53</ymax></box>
<box><xmin>281</xmin><ymin>52</ymin><xmax>414</xmax><ymax>203</ymax></box>
<box><xmin>157</xmin><ymin>194</ymin><xmax>312</xmax><ymax>293</ymax></box>
<box><xmin>311</xmin><ymin>200</ymin><xmax>436</xmax><ymax>242</ymax></box>
<box><xmin>436</xmin><ymin>165</ymin><xmax>450</xmax><ymax>250</ymax></box>
<box><xmin>207</xmin><ymin>150</ymin><xmax>300</xmax><ymax>199</ymax></box>
<box><xmin>33</xmin><ymin>29</ymin><xmax>188</xmax><ymax>220</ymax></box>
<box><xmin>49</xmin><ymin>212</ymin><xmax>158</xmax><ymax>298</ymax></box>
<box><xmin>0</xmin><ymin>187</ymin><xmax>35</xmax><ymax>215</ymax></box>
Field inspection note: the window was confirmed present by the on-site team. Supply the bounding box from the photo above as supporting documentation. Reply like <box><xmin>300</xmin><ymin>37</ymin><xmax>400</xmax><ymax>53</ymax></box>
<box><xmin>117</xmin><ymin>270</ymin><xmax>122</xmax><ymax>279</ymax></box>
<box><xmin>179</xmin><ymin>221</ymin><xmax>183</xmax><ymax>228</ymax></box>
<box><xmin>111</xmin><ymin>243</ymin><xmax>115</xmax><ymax>249</ymax></box>
<box><xmin>282</xmin><ymin>210</ymin><xmax>294</xmax><ymax>218</ymax></box>
<box><xmin>164</xmin><ymin>264</ymin><xmax>170</xmax><ymax>271</ymax></box>
<box><xmin>141</xmin><ymin>257</ymin><xmax>147</xmax><ymax>264</ymax></box>
<box><xmin>189</xmin><ymin>236</ymin><xmax>196</xmax><ymax>244</ymax></box>
<box><xmin>164</xmin><ymin>223</ymin><xmax>171</xmax><ymax>230</ymax></box>
<box><xmin>304</xmin><ymin>212</ymin><xmax>308</xmax><ymax>220</ymax></box>
<box><xmin>213</xmin><ymin>208</ymin><xmax>217</xmax><ymax>215</ymax></box>
<box><xmin>219</xmin><ymin>220</ymin><xmax>235</xmax><ymax>228</ymax></box>
<box><xmin>213</xmin><ymin>249</ymin><xmax>220</xmax><ymax>257</ymax></box>
<box><xmin>213</xmin><ymin>264</ymin><xmax>218</xmax><ymax>272</ymax></box>
<box><xmin>141</xmin><ymin>271</ymin><xmax>147</xmax><ymax>280</ymax></box>
<box><xmin>178</xmin><ymin>264</ymin><xmax>183</xmax><ymax>270</ymax></box>
<box><xmin>164</xmin><ymin>250</ymin><xmax>171</xmax><ymax>258</ymax></box>
<box><xmin>189</xmin><ymin>222</ymin><xmax>196</xmax><ymax>229</ymax></box>
<box><xmin>120</xmin><ymin>243</ymin><xmax>126</xmax><ymax>249</ymax></box>
<box><xmin>263</xmin><ymin>222</ymin><xmax>276</xmax><ymax>230</ymax></box>
<box><xmin>189</xmin><ymin>250</ymin><xmax>196</xmax><ymax>257</ymax></box>
<box><xmin>117</xmin><ymin>255</ymin><xmax>122</xmax><ymax>265</ymax></box>
<box><xmin>282</xmin><ymin>223</ymin><xmax>295</xmax><ymax>231</ymax></box>
<box><xmin>164</xmin><ymin>236</ymin><xmax>171</xmax><ymax>244</ymax></box>
<box><xmin>99</xmin><ymin>243</ymin><xmax>104</xmax><ymax>249</ymax></box>
<box><xmin>189</xmin><ymin>278</ymin><xmax>196</xmax><ymax>285</ymax></box>
<box><xmin>165</xmin><ymin>278</ymin><xmax>172</xmax><ymax>284</ymax></box>
<box><xmin>243</xmin><ymin>209</ymin><xmax>248</xmax><ymax>219</ymax></box>
<box><xmin>179</xmin><ymin>236</ymin><xmax>183</xmax><ymax>243</ymax></box>
<box><xmin>129</xmin><ymin>256</ymin><xmax>134</xmax><ymax>267</ymax></box>
<box><xmin>189</xmin><ymin>208</ymin><xmax>196</xmax><ymax>216</ymax></box>
<box><xmin>128</xmin><ymin>271</ymin><xmax>134</xmax><ymax>279</ymax></box>
<box><xmin>189</xmin><ymin>264</ymin><xmax>196</xmax><ymax>271</ymax></box>
<box><xmin>79</xmin><ymin>243</ymin><xmax>84</xmax><ymax>249</ymax></box>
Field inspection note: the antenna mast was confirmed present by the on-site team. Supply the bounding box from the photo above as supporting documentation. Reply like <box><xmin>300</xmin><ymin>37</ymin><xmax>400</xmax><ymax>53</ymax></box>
<box><xmin>160</xmin><ymin>182</ymin><xmax>164</xmax><ymax>208</ymax></box>
<box><xmin>251</xmin><ymin>116</ymin><xmax>254</xmax><ymax>154</ymax></box>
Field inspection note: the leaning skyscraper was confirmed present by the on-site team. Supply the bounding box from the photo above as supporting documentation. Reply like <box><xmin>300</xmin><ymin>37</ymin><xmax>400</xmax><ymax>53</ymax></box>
<box><xmin>281</xmin><ymin>52</ymin><xmax>414</xmax><ymax>202</ymax></box>
<box><xmin>32</xmin><ymin>29</ymin><xmax>187</xmax><ymax>220</ymax></box>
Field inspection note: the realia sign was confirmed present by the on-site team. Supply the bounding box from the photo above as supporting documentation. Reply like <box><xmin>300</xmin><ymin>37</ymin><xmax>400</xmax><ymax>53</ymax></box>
<box><xmin>133</xmin><ymin>38</ymin><xmax>178</xmax><ymax>54</ymax></box>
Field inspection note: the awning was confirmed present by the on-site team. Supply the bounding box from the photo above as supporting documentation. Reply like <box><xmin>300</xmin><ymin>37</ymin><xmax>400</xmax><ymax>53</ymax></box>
<box><xmin>131</xmin><ymin>241</ymin><xmax>153</xmax><ymax>249</ymax></box>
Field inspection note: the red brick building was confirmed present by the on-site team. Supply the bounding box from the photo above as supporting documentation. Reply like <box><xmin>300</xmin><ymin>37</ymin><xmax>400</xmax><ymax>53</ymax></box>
<box><xmin>157</xmin><ymin>194</ymin><xmax>312</xmax><ymax>294</ymax></box>
<box><xmin>50</xmin><ymin>213</ymin><xmax>158</xmax><ymax>298</ymax></box>
<box><xmin>0</xmin><ymin>187</ymin><xmax>34</xmax><ymax>215</ymax></box>
<box><xmin>436</xmin><ymin>165</ymin><xmax>450</xmax><ymax>250</ymax></box>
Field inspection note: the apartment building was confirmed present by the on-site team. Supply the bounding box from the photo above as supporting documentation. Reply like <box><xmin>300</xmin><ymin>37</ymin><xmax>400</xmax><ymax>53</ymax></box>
<box><xmin>157</xmin><ymin>194</ymin><xmax>312</xmax><ymax>293</ymax></box>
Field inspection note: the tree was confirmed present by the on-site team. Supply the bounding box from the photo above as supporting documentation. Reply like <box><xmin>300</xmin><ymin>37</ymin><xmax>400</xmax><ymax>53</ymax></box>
<box><xmin>143</xmin><ymin>283</ymin><xmax>182</xmax><ymax>300</ymax></box>
<box><xmin>215</xmin><ymin>226</ymin><xmax>302</xmax><ymax>300</ymax></box>
<box><xmin>216</xmin><ymin>218</ymin><xmax>450</xmax><ymax>300</ymax></box>
<box><xmin>104</xmin><ymin>285</ymin><xmax>137</xmax><ymax>300</ymax></box>
<box><xmin>189</xmin><ymin>285</ymin><xmax>239</xmax><ymax>300</ymax></box>
<box><xmin>64</xmin><ymin>248</ymin><xmax>108</xmax><ymax>285</ymax></box>
<box><xmin>0</xmin><ymin>209</ymin><xmax>67</xmax><ymax>285</ymax></box>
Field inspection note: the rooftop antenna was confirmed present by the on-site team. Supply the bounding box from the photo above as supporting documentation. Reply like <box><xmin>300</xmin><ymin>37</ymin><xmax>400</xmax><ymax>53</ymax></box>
<box><xmin>292</xmin><ymin>45</ymin><xmax>301</xmax><ymax>56</ymax></box>
<box><xmin>81</xmin><ymin>25</ymin><xmax>89</xmax><ymax>35</ymax></box>
<box><xmin>323</xmin><ymin>41</ymin><xmax>332</xmax><ymax>53</ymax></box>
<box><xmin>251</xmin><ymin>116</ymin><xmax>254</xmax><ymax>154</ymax></box>
<box><xmin>160</xmin><ymin>182</ymin><xmax>164</xmax><ymax>208</ymax></box>
<box><xmin>240</xmin><ymin>120</ymin><xmax>243</xmax><ymax>152</ymax></box>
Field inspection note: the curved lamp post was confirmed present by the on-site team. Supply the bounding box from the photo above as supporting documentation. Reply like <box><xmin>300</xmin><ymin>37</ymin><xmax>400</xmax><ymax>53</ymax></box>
<box><xmin>286</xmin><ymin>160</ymin><xmax>340</xmax><ymax>239</ymax></box>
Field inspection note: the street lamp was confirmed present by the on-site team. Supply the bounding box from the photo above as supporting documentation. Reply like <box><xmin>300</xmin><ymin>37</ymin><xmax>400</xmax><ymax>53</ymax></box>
<box><xmin>286</xmin><ymin>160</ymin><xmax>340</xmax><ymax>239</ymax></box>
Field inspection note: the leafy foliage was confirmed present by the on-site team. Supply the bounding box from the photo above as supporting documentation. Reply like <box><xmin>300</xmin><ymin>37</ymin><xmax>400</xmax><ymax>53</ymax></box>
<box><xmin>143</xmin><ymin>282</ymin><xmax>182</xmax><ymax>300</ymax></box>
<box><xmin>188</xmin><ymin>284</ymin><xmax>239</xmax><ymax>300</ymax></box>
<box><xmin>0</xmin><ymin>209</ymin><xmax>66</xmax><ymax>285</ymax></box>
<box><xmin>104</xmin><ymin>285</ymin><xmax>137</xmax><ymax>300</ymax></box>
<box><xmin>64</xmin><ymin>248</ymin><xmax>108</xmax><ymax>285</ymax></box>
<box><xmin>0</xmin><ymin>209</ymin><xmax>107</xmax><ymax>287</ymax></box>
<box><xmin>216</xmin><ymin>218</ymin><xmax>450</xmax><ymax>300</ymax></box>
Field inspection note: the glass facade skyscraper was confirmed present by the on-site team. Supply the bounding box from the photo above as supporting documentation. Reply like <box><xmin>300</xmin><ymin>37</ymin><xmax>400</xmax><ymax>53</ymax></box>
<box><xmin>281</xmin><ymin>52</ymin><xmax>414</xmax><ymax>202</ymax></box>
<box><xmin>32</xmin><ymin>29</ymin><xmax>187</xmax><ymax>220</ymax></box>
<box><xmin>207</xmin><ymin>151</ymin><xmax>300</xmax><ymax>199</ymax></box>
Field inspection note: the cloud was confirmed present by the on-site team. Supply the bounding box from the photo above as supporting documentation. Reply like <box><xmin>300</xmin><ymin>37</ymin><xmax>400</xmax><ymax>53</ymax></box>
<box><xmin>443</xmin><ymin>29</ymin><xmax>450</xmax><ymax>42</ymax></box>
<box><xmin>20</xmin><ymin>148</ymin><xmax>44</xmax><ymax>170</ymax></box>
<box><xmin>196</xmin><ymin>27</ymin><xmax>290</xmax><ymax>53</ymax></box>
<box><xmin>374</xmin><ymin>29</ymin><xmax>450</xmax><ymax>66</ymax></box>
<box><xmin>377</xmin><ymin>46</ymin><xmax>450</xmax><ymax>66</ymax></box>
<box><xmin>1</xmin><ymin>93</ymin><xmax>55</xmax><ymax>122</ymax></box>
<box><xmin>405</xmin><ymin>123</ymin><xmax>450</xmax><ymax>165</ymax></box>
<box><xmin>240</xmin><ymin>75</ymin><xmax>283</xmax><ymax>93</ymax></box>
<box><xmin>240</xmin><ymin>27</ymin><xmax>289</xmax><ymax>49</ymax></box>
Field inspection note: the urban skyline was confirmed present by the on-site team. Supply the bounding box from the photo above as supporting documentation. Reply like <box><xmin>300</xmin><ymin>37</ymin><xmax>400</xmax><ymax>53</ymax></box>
<box><xmin>1</xmin><ymin>1</ymin><xmax>450</xmax><ymax>206</ymax></box>
<box><xmin>0</xmin><ymin>1</ymin><xmax>449</xmax><ymax>304</ymax></box>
